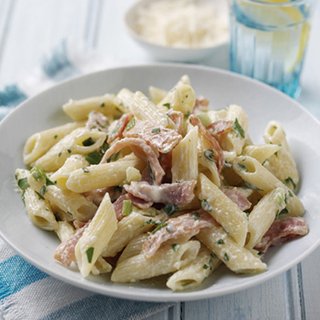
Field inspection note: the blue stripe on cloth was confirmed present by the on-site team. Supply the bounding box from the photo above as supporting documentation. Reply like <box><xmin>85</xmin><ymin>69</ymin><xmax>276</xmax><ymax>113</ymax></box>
<box><xmin>42</xmin><ymin>294</ymin><xmax>171</xmax><ymax>320</ymax></box>
<box><xmin>0</xmin><ymin>84</ymin><xmax>27</xmax><ymax>107</ymax></box>
<box><xmin>0</xmin><ymin>255</ymin><xmax>48</xmax><ymax>300</ymax></box>
<box><xmin>42</xmin><ymin>40</ymin><xmax>78</xmax><ymax>81</ymax></box>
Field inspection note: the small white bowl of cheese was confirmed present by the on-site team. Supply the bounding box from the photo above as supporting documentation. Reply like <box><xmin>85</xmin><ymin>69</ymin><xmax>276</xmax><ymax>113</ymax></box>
<box><xmin>125</xmin><ymin>0</ymin><xmax>229</xmax><ymax>62</ymax></box>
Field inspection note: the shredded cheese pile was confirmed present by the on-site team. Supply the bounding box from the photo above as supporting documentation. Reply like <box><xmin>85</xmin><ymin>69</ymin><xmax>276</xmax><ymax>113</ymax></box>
<box><xmin>135</xmin><ymin>0</ymin><xmax>229</xmax><ymax>48</ymax></box>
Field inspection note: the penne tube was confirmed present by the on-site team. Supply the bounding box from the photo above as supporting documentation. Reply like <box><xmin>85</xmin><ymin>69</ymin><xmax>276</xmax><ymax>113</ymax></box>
<box><xmin>198</xmin><ymin>174</ymin><xmax>248</xmax><ymax>246</ymax></box>
<box><xmin>63</xmin><ymin>94</ymin><xmax>126</xmax><ymax>121</ymax></box>
<box><xmin>23</xmin><ymin>122</ymin><xmax>83</xmax><ymax>165</ymax></box>
<box><xmin>233</xmin><ymin>156</ymin><xmax>304</xmax><ymax>216</ymax></box>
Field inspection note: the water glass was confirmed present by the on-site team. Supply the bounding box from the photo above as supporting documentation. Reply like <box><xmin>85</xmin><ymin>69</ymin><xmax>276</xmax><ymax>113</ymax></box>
<box><xmin>230</xmin><ymin>0</ymin><xmax>313</xmax><ymax>98</ymax></box>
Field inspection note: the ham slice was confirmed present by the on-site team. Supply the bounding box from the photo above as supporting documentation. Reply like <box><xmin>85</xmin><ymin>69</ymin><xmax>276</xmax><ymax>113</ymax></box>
<box><xmin>189</xmin><ymin>115</ymin><xmax>224</xmax><ymax>173</ymax></box>
<box><xmin>54</xmin><ymin>222</ymin><xmax>89</xmax><ymax>267</ymax></box>
<box><xmin>124</xmin><ymin>120</ymin><xmax>182</xmax><ymax>154</ymax></box>
<box><xmin>207</xmin><ymin>120</ymin><xmax>233</xmax><ymax>137</ymax></box>
<box><xmin>107</xmin><ymin>113</ymin><xmax>132</xmax><ymax>144</ymax></box>
<box><xmin>167</xmin><ymin>110</ymin><xmax>184</xmax><ymax>135</ymax></box>
<box><xmin>86</xmin><ymin>111</ymin><xmax>108</xmax><ymax>131</ymax></box>
<box><xmin>222</xmin><ymin>186</ymin><xmax>252</xmax><ymax>211</ymax></box>
<box><xmin>124</xmin><ymin>180</ymin><xmax>196</xmax><ymax>205</ymax></box>
<box><xmin>100</xmin><ymin>138</ymin><xmax>165</xmax><ymax>185</ymax></box>
<box><xmin>142</xmin><ymin>211</ymin><xmax>213</xmax><ymax>258</ymax></box>
<box><xmin>254</xmin><ymin>217</ymin><xmax>308</xmax><ymax>253</ymax></box>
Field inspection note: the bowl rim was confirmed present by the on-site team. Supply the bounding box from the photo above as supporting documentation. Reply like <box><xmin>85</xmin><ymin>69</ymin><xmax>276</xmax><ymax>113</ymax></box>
<box><xmin>1</xmin><ymin>63</ymin><xmax>320</xmax><ymax>302</ymax></box>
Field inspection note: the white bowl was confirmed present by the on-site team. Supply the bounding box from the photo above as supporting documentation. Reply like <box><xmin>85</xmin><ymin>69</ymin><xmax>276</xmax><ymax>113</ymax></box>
<box><xmin>1</xmin><ymin>64</ymin><xmax>320</xmax><ymax>302</ymax></box>
<box><xmin>124</xmin><ymin>0</ymin><xmax>229</xmax><ymax>62</ymax></box>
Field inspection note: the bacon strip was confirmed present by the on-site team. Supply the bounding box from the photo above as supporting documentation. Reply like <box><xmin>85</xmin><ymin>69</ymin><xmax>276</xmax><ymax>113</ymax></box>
<box><xmin>54</xmin><ymin>223</ymin><xmax>89</xmax><ymax>267</ymax></box>
<box><xmin>86</xmin><ymin>111</ymin><xmax>108</xmax><ymax>131</ymax></box>
<box><xmin>124</xmin><ymin>181</ymin><xmax>196</xmax><ymax>206</ymax></box>
<box><xmin>124</xmin><ymin>120</ymin><xmax>182</xmax><ymax>154</ymax></box>
<box><xmin>100</xmin><ymin>138</ymin><xmax>164</xmax><ymax>185</ymax></box>
<box><xmin>222</xmin><ymin>186</ymin><xmax>252</xmax><ymax>211</ymax></box>
<box><xmin>207</xmin><ymin>120</ymin><xmax>233</xmax><ymax>137</ymax></box>
<box><xmin>167</xmin><ymin>110</ymin><xmax>184</xmax><ymax>135</ymax></box>
<box><xmin>254</xmin><ymin>217</ymin><xmax>309</xmax><ymax>254</ymax></box>
<box><xmin>107</xmin><ymin>113</ymin><xmax>132</xmax><ymax>144</ymax></box>
<box><xmin>142</xmin><ymin>211</ymin><xmax>213</xmax><ymax>258</ymax></box>
<box><xmin>190</xmin><ymin>115</ymin><xmax>224</xmax><ymax>173</ymax></box>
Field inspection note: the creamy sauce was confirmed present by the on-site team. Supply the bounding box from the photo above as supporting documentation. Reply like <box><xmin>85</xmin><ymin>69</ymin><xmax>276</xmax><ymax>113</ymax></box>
<box><xmin>135</xmin><ymin>0</ymin><xmax>229</xmax><ymax>48</ymax></box>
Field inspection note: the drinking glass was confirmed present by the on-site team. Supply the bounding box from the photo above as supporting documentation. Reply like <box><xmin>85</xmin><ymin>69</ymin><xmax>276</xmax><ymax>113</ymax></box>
<box><xmin>230</xmin><ymin>0</ymin><xmax>313</xmax><ymax>98</ymax></box>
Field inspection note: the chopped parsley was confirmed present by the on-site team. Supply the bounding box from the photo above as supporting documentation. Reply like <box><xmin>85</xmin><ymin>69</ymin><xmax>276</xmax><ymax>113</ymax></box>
<box><xmin>100</xmin><ymin>102</ymin><xmax>105</xmax><ymax>108</ymax></box>
<box><xmin>82</xmin><ymin>137</ymin><xmax>95</xmax><ymax>146</ymax></box>
<box><xmin>31</xmin><ymin>166</ymin><xmax>55</xmax><ymax>185</ymax></box>
<box><xmin>144</xmin><ymin>220</ymin><xmax>168</xmax><ymax>234</ymax></box>
<box><xmin>284</xmin><ymin>177</ymin><xmax>296</xmax><ymax>190</ymax></box>
<box><xmin>201</xmin><ymin>199</ymin><xmax>212</xmax><ymax>212</ymax></box>
<box><xmin>54</xmin><ymin>134</ymin><xmax>58</xmax><ymax>139</ymax></box>
<box><xmin>86</xmin><ymin>247</ymin><xmax>94</xmax><ymax>263</ymax></box>
<box><xmin>237</xmin><ymin>163</ymin><xmax>247</xmax><ymax>171</ymax></box>
<box><xmin>191</xmin><ymin>212</ymin><xmax>200</xmax><ymax>220</ymax></box>
<box><xmin>125</xmin><ymin>117</ymin><xmax>136</xmax><ymax>131</ymax></box>
<box><xmin>85</xmin><ymin>151</ymin><xmax>102</xmax><ymax>165</ymax></box>
<box><xmin>216</xmin><ymin>239</ymin><xmax>225</xmax><ymax>245</ymax></box>
<box><xmin>163</xmin><ymin>203</ymin><xmax>177</xmax><ymax>215</ymax></box>
<box><xmin>35</xmin><ymin>191</ymin><xmax>45</xmax><ymax>200</ymax></box>
<box><xmin>172</xmin><ymin>244</ymin><xmax>179</xmax><ymax>252</ymax></box>
<box><xmin>58</xmin><ymin>152</ymin><xmax>62</xmax><ymax>157</ymax></box>
<box><xmin>17</xmin><ymin>178</ymin><xmax>29</xmax><ymax>191</ymax></box>
<box><xmin>151</xmin><ymin>128</ymin><xmax>161</xmax><ymax>134</ymax></box>
<box><xmin>233</xmin><ymin>118</ymin><xmax>245</xmax><ymax>138</ymax></box>
<box><xmin>82</xmin><ymin>167</ymin><xmax>90</xmax><ymax>173</ymax></box>
<box><xmin>122</xmin><ymin>200</ymin><xmax>132</xmax><ymax>216</ymax></box>
<box><xmin>67</xmin><ymin>149</ymin><xmax>72</xmax><ymax>154</ymax></box>
<box><xmin>203</xmin><ymin>264</ymin><xmax>209</xmax><ymax>270</ymax></box>
<box><xmin>223</xmin><ymin>253</ymin><xmax>230</xmax><ymax>262</ymax></box>
<box><xmin>108</xmin><ymin>152</ymin><xmax>120</xmax><ymax>162</ymax></box>
<box><xmin>85</xmin><ymin>141</ymin><xmax>109</xmax><ymax>164</ymax></box>
<box><xmin>184</xmin><ymin>111</ymin><xmax>191</xmax><ymax>119</ymax></box>
<box><xmin>39</xmin><ymin>185</ymin><xmax>47</xmax><ymax>197</ymax></box>
<box><xmin>276</xmin><ymin>207</ymin><xmax>288</xmax><ymax>219</ymax></box>
<box><xmin>204</xmin><ymin>149</ymin><xmax>215</xmax><ymax>162</ymax></box>
<box><xmin>163</xmin><ymin>102</ymin><xmax>171</xmax><ymax>109</ymax></box>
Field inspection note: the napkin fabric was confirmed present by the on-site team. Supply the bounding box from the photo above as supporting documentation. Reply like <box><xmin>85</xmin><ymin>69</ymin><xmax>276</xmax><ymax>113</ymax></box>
<box><xmin>0</xmin><ymin>40</ymin><xmax>172</xmax><ymax>320</ymax></box>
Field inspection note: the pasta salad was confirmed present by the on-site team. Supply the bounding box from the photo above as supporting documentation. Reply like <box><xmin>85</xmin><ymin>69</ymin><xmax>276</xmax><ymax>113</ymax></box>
<box><xmin>15</xmin><ymin>75</ymin><xmax>308</xmax><ymax>291</ymax></box>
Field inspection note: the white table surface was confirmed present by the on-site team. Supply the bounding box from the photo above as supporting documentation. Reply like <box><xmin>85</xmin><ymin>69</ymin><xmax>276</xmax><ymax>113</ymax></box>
<box><xmin>0</xmin><ymin>1</ymin><xmax>319</xmax><ymax>319</ymax></box>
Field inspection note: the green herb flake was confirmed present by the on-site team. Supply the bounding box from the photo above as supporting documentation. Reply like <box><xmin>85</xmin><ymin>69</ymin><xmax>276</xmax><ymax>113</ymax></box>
<box><xmin>82</xmin><ymin>167</ymin><xmax>90</xmax><ymax>173</ymax></box>
<box><xmin>184</xmin><ymin>111</ymin><xmax>191</xmax><ymax>119</ymax></box>
<box><xmin>58</xmin><ymin>152</ymin><xmax>62</xmax><ymax>157</ymax></box>
<box><xmin>151</xmin><ymin>127</ymin><xmax>161</xmax><ymax>134</ymax></box>
<box><xmin>172</xmin><ymin>244</ymin><xmax>179</xmax><ymax>252</ymax></box>
<box><xmin>86</xmin><ymin>247</ymin><xmax>94</xmax><ymax>263</ymax></box>
<box><xmin>223</xmin><ymin>253</ymin><xmax>230</xmax><ymax>262</ymax></box>
<box><xmin>163</xmin><ymin>203</ymin><xmax>177</xmax><ymax>215</ymax></box>
<box><xmin>192</xmin><ymin>212</ymin><xmax>200</xmax><ymax>220</ymax></box>
<box><xmin>17</xmin><ymin>178</ymin><xmax>29</xmax><ymax>191</ymax></box>
<box><xmin>39</xmin><ymin>185</ymin><xmax>47</xmax><ymax>197</ymax></box>
<box><xmin>233</xmin><ymin>118</ymin><xmax>245</xmax><ymax>138</ymax></box>
<box><xmin>163</xmin><ymin>102</ymin><xmax>171</xmax><ymax>109</ymax></box>
<box><xmin>203</xmin><ymin>264</ymin><xmax>209</xmax><ymax>270</ymax></box>
<box><xmin>237</xmin><ymin>162</ymin><xmax>247</xmax><ymax>171</ymax></box>
<box><xmin>204</xmin><ymin>149</ymin><xmax>215</xmax><ymax>162</ymax></box>
<box><xmin>108</xmin><ymin>152</ymin><xmax>120</xmax><ymax>162</ymax></box>
<box><xmin>54</xmin><ymin>134</ymin><xmax>58</xmax><ymax>139</ymax></box>
<box><xmin>276</xmin><ymin>207</ymin><xmax>288</xmax><ymax>219</ymax></box>
<box><xmin>122</xmin><ymin>200</ymin><xmax>133</xmax><ymax>216</ymax></box>
<box><xmin>125</xmin><ymin>117</ymin><xmax>136</xmax><ymax>131</ymax></box>
<box><xmin>82</xmin><ymin>137</ymin><xmax>95</xmax><ymax>147</ymax></box>
<box><xmin>216</xmin><ymin>239</ymin><xmax>225</xmax><ymax>245</ymax></box>
<box><xmin>201</xmin><ymin>199</ymin><xmax>212</xmax><ymax>212</ymax></box>
<box><xmin>35</xmin><ymin>191</ymin><xmax>45</xmax><ymax>200</ymax></box>
<box><xmin>151</xmin><ymin>221</ymin><xmax>168</xmax><ymax>234</ymax></box>
<box><xmin>31</xmin><ymin>166</ymin><xmax>45</xmax><ymax>181</ymax></box>
<box><xmin>100</xmin><ymin>102</ymin><xmax>105</xmax><ymax>108</ymax></box>
<box><xmin>284</xmin><ymin>177</ymin><xmax>296</xmax><ymax>190</ymax></box>
<box><xmin>67</xmin><ymin>149</ymin><xmax>72</xmax><ymax>154</ymax></box>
